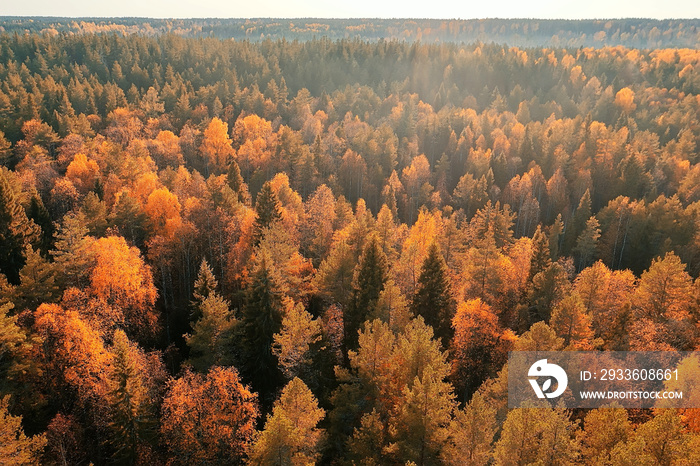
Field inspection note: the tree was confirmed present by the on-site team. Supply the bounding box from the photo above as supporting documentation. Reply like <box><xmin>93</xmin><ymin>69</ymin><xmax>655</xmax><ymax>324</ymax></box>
<box><xmin>185</xmin><ymin>294</ymin><xmax>236</xmax><ymax>371</ymax></box>
<box><xmin>253</xmin><ymin>181</ymin><xmax>282</xmax><ymax>245</ymax></box>
<box><xmin>200</xmin><ymin>117</ymin><xmax>234</xmax><ymax>174</ymax></box>
<box><xmin>493</xmin><ymin>402</ymin><xmax>580</xmax><ymax>466</ymax></box>
<box><xmin>144</xmin><ymin>187</ymin><xmax>182</xmax><ymax>238</ymax></box>
<box><xmin>0</xmin><ymin>303</ymin><xmax>36</xmax><ymax>397</ymax></box>
<box><xmin>582</xmin><ymin>404</ymin><xmax>632</xmax><ymax>466</ymax></box>
<box><xmin>0</xmin><ymin>170</ymin><xmax>38</xmax><ymax>284</ymax></box>
<box><xmin>550</xmin><ymin>292</ymin><xmax>597</xmax><ymax>350</ymax></box>
<box><xmin>273</xmin><ymin>300</ymin><xmax>323</xmax><ymax>382</ymax></box>
<box><xmin>411</xmin><ymin>242</ymin><xmax>456</xmax><ymax>345</ymax></box>
<box><xmin>529</xmin><ymin>224</ymin><xmax>551</xmax><ymax>280</ymax></box>
<box><xmin>610</xmin><ymin>409</ymin><xmax>690</xmax><ymax>465</ymax></box>
<box><xmin>614</xmin><ymin>87</ymin><xmax>636</xmax><ymax>114</ymax></box>
<box><xmin>633</xmin><ymin>252</ymin><xmax>694</xmax><ymax>322</ymax></box>
<box><xmin>450</xmin><ymin>299</ymin><xmax>515</xmax><ymax>402</ymax></box>
<box><xmin>227</xmin><ymin>160</ymin><xmax>250</xmax><ymax>204</ymax></box>
<box><xmin>441</xmin><ymin>391</ymin><xmax>496</xmax><ymax>466</ymax></box>
<box><xmin>239</xmin><ymin>251</ymin><xmax>285</xmax><ymax>398</ymax></box>
<box><xmin>346</xmin><ymin>236</ymin><xmax>388</xmax><ymax>351</ymax></box>
<box><xmin>89</xmin><ymin>236</ymin><xmax>158</xmax><ymax>341</ymax></box>
<box><xmin>573</xmin><ymin>216</ymin><xmax>601</xmax><ymax>271</ymax></box>
<box><xmin>160</xmin><ymin>366</ymin><xmax>258</xmax><ymax>465</ymax></box>
<box><xmin>14</xmin><ymin>245</ymin><xmax>59</xmax><ymax>311</ymax></box>
<box><xmin>107</xmin><ymin>330</ymin><xmax>156</xmax><ymax>465</ymax></box>
<box><xmin>249</xmin><ymin>377</ymin><xmax>325</xmax><ymax>465</ymax></box>
<box><xmin>394</xmin><ymin>363</ymin><xmax>456</xmax><ymax>466</ymax></box>
<box><xmin>190</xmin><ymin>259</ymin><xmax>219</xmax><ymax>321</ymax></box>
<box><xmin>0</xmin><ymin>395</ymin><xmax>46</xmax><ymax>465</ymax></box>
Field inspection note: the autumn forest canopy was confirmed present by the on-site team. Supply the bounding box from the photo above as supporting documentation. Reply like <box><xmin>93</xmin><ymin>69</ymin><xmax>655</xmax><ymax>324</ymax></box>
<box><xmin>2</xmin><ymin>17</ymin><xmax>700</xmax><ymax>465</ymax></box>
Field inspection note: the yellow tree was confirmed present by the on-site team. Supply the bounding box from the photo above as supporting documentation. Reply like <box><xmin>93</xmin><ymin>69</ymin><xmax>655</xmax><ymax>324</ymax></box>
<box><xmin>614</xmin><ymin>87</ymin><xmax>636</xmax><ymax>114</ymax></box>
<box><xmin>144</xmin><ymin>187</ymin><xmax>182</xmax><ymax>238</ymax></box>
<box><xmin>0</xmin><ymin>395</ymin><xmax>46</xmax><ymax>465</ymax></box>
<box><xmin>249</xmin><ymin>377</ymin><xmax>325</xmax><ymax>465</ymax></box>
<box><xmin>89</xmin><ymin>236</ymin><xmax>158</xmax><ymax>340</ymax></box>
<box><xmin>200</xmin><ymin>117</ymin><xmax>234</xmax><ymax>174</ymax></box>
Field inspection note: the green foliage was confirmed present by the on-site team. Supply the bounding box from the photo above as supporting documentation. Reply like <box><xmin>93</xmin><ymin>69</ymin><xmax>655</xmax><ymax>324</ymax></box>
<box><xmin>345</xmin><ymin>236</ymin><xmax>388</xmax><ymax>350</ymax></box>
<box><xmin>239</xmin><ymin>251</ymin><xmax>285</xmax><ymax>398</ymax></box>
<box><xmin>253</xmin><ymin>181</ymin><xmax>282</xmax><ymax>245</ymax></box>
<box><xmin>411</xmin><ymin>242</ymin><xmax>456</xmax><ymax>345</ymax></box>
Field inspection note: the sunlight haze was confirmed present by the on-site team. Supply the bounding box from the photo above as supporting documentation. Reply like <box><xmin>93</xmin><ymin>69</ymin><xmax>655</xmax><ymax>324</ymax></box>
<box><xmin>2</xmin><ymin>0</ymin><xmax>699</xmax><ymax>19</ymax></box>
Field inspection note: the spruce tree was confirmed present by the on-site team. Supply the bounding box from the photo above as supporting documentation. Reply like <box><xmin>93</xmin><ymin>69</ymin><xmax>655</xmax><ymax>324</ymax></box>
<box><xmin>253</xmin><ymin>181</ymin><xmax>282</xmax><ymax>245</ymax></box>
<box><xmin>345</xmin><ymin>236</ymin><xmax>388</xmax><ymax>351</ymax></box>
<box><xmin>411</xmin><ymin>242</ymin><xmax>456</xmax><ymax>345</ymax></box>
<box><xmin>227</xmin><ymin>160</ymin><xmax>249</xmax><ymax>205</ymax></box>
<box><xmin>239</xmin><ymin>251</ymin><xmax>285</xmax><ymax>401</ymax></box>
<box><xmin>529</xmin><ymin>224</ymin><xmax>552</xmax><ymax>281</ymax></box>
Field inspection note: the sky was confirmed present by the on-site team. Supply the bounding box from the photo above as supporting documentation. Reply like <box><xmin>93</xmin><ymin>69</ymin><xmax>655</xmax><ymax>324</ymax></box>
<box><xmin>1</xmin><ymin>0</ymin><xmax>699</xmax><ymax>20</ymax></box>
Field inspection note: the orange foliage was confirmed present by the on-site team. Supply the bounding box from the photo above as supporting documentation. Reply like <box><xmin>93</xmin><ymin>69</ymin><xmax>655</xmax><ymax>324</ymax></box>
<box><xmin>89</xmin><ymin>236</ymin><xmax>158</xmax><ymax>339</ymax></box>
<box><xmin>65</xmin><ymin>153</ymin><xmax>100</xmax><ymax>193</ymax></box>
<box><xmin>144</xmin><ymin>187</ymin><xmax>182</xmax><ymax>238</ymax></box>
<box><xmin>160</xmin><ymin>366</ymin><xmax>258</xmax><ymax>464</ymax></box>
<box><xmin>33</xmin><ymin>303</ymin><xmax>111</xmax><ymax>404</ymax></box>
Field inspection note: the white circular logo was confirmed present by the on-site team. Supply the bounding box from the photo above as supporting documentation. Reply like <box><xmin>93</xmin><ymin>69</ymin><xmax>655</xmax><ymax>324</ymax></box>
<box><xmin>528</xmin><ymin>359</ymin><xmax>568</xmax><ymax>399</ymax></box>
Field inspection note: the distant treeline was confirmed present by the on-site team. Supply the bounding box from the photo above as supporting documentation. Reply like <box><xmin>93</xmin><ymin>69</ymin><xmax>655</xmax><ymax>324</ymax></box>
<box><xmin>1</xmin><ymin>17</ymin><xmax>699</xmax><ymax>48</ymax></box>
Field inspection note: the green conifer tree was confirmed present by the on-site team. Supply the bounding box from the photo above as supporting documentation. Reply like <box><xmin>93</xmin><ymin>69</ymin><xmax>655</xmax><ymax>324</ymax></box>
<box><xmin>253</xmin><ymin>181</ymin><xmax>282</xmax><ymax>245</ymax></box>
<box><xmin>345</xmin><ymin>236</ymin><xmax>388</xmax><ymax>351</ymax></box>
<box><xmin>411</xmin><ymin>242</ymin><xmax>456</xmax><ymax>345</ymax></box>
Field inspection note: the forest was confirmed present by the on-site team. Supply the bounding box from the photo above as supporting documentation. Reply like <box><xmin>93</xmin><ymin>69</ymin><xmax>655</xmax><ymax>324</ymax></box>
<box><xmin>1</xmin><ymin>22</ymin><xmax>700</xmax><ymax>464</ymax></box>
<box><xmin>2</xmin><ymin>17</ymin><xmax>700</xmax><ymax>48</ymax></box>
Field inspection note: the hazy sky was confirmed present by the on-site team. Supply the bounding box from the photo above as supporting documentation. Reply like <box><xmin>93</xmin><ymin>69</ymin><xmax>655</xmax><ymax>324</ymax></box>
<box><xmin>1</xmin><ymin>0</ymin><xmax>699</xmax><ymax>19</ymax></box>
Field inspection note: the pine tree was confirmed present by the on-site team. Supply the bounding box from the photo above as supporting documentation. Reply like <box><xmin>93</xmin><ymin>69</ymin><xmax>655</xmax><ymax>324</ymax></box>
<box><xmin>249</xmin><ymin>377</ymin><xmax>325</xmax><ymax>465</ymax></box>
<box><xmin>253</xmin><ymin>181</ymin><xmax>282</xmax><ymax>245</ymax></box>
<box><xmin>227</xmin><ymin>160</ymin><xmax>250</xmax><ymax>205</ymax></box>
<box><xmin>239</xmin><ymin>251</ymin><xmax>285</xmax><ymax>399</ymax></box>
<box><xmin>345</xmin><ymin>236</ymin><xmax>388</xmax><ymax>351</ymax></box>
<box><xmin>190</xmin><ymin>259</ymin><xmax>218</xmax><ymax>322</ymax></box>
<box><xmin>0</xmin><ymin>170</ymin><xmax>38</xmax><ymax>284</ymax></box>
<box><xmin>411</xmin><ymin>242</ymin><xmax>456</xmax><ymax>345</ymax></box>
<box><xmin>108</xmin><ymin>330</ymin><xmax>155</xmax><ymax>465</ymax></box>
<box><xmin>50</xmin><ymin>210</ymin><xmax>94</xmax><ymax>289</ymax></box>
<box><xmin>186</xmin><ymin>294</ymin><xmax>236</xmax><ymax>372</ymax></box>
